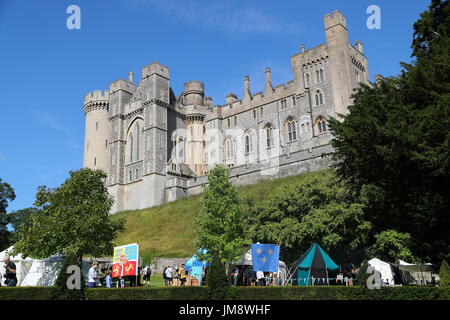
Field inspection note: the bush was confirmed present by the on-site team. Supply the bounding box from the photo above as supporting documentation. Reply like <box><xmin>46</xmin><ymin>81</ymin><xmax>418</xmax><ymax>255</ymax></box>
<box><xmin>205</xmin><ymin>257</ymin><xmax>230</xmax><ymax>300</ymax></box>
<box><xmin>0</xmin><ymin>286</ymin><xmax>448</xmax><ymax>300</ymax></box>
<box><xmin>356</xmin><ymin>260</ymin><xmax>370</xmax><ymax>288</ymax></box>
<box><xmin>439</xmin><ymin>260</ymin><xmax>450</xmax><ymax>287</ymax></box>
<box><xmin>53</xmin><ymin>255</ymin><xmax>85</xmax><ymax>300</ymax></box>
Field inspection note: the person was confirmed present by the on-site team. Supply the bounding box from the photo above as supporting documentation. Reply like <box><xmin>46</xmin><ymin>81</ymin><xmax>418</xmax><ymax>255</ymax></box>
<box><xmin>87</xmin><ymin>262</ymin><xmax>100</xmax><ymax>288</ymax></box>
<box><xmin>232</xmin><ymin>266</ymin><xmax>239</xmax><ymax>286</ymax></box>
<box><xmin>244</xmin><ymin>266</ymin><xmax>253</xmax><ymax>286</ymax></box>
<box><xmin>179</xmin><ymin>264</ymin><xmax>187</xmax><ymax>286</ymax></box>
<box><xmin>143</xmin><ymin>265</ymin><xmax>152</xmax><ymax>286</ymax></box>
<box><xmin>105</xmin><ymin>268</ymin><xmax>112</xmax><ymax>288</ymax></box>
<box><xmin>137</xmin><ymin>266</ymin><xmax>143</xmax><ymax>287</ymax></box>
<box><xmin>163</xmin><ymin>266</ymin><xmax>168</xmax><ymax>286</ymax></box>
<box><xmin>3</xmin><ymin>256</ymin><xmax>17</xmax><ymax>287</ymax></box>
<box><xmin>165</xmin><ymin>265</ymin><xmax>173</xmax><ymax>286</ymax></box>
<box><xmin>173</xmin><ymin>265</ymin><xmax>180</xmax><ymax>286</ymax></box>
<box><xmin>256</xmin><ymin>270</ymin><xmax>265</xmax><ymax>286</ymax></box>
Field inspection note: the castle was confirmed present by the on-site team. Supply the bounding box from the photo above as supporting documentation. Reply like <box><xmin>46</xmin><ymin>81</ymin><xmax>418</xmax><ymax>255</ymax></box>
<box><xmin>82</xmin><ymin>10</ymin><xmax>370</xmax><ymax>213</ymax></box>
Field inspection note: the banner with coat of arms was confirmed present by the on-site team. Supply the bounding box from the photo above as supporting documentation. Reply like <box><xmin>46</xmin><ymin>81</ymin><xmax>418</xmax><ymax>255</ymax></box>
<box><xmin>111</xmin><ymin>243</ymin><xmax>139</xmax><ymax>278</ymax></box>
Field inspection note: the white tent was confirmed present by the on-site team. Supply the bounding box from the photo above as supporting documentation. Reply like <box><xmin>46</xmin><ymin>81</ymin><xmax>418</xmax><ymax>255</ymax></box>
<box><xmin>0</xmin><ymin>246</ymin><xmax>34</xmax><ymax>286</ymax></box>
<box><xmin>20</xmin><ymin>255</ymin><xmax>64</xmax><ymax>287</ymax></box>
<box><xmin>396</xmin><ymin>260</ymin><xmax>435</xmax><ymax>285</ymax></box>
<box><xmin>231</xmin><ymin>249</ymin><xmax>288</xmax><ymax>285</ymax></box>
<box><xmin>368</xmin><ymin>258</ymin><xmax>394</xmax><ymax>285</ymax></box>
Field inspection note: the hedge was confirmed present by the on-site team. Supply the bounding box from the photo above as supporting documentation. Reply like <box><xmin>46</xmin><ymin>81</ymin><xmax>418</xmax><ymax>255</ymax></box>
<box><xmin>0</xmin><ymin>286</ymin><xmax>449</xmax><ymax>300</ymax></box>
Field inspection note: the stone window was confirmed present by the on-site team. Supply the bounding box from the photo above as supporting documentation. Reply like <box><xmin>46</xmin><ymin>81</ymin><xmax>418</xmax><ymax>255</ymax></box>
<box><xmin>234</xmin><ymin>116</ymin><xmax>237</xmax><ymax>126</ymax></box>
<box><xmin>260</xmin><ymin>107</ymin><xmax>264</xmax><ymax>116</ymax></box>
<box><xmin>225</xmin><ymin>138</ymin><xmax>235</xmax><ymax>159</ymax></box>
<box><xmin>292</xmin><ymin>96</ymin><xmax>296</xmax><ymax>106</ymax></box>
<box><xmin>285</xmin><ymin>117</ymin><xmax>297</xmax><ymax>142</ymax></box>
<box><xmin>244</xmin><ymin>132</ymin><xmax>254</xmax><ymax>155</ymax></box>
<box><xmin>315</xmin><ymin>90</ymin><xmax>324</xmax><ymax>106</ymax></box>
<box><xmin>320</xmin><ymin>69</ymin><xmax>324</xmax><ymax>82</ymax></box>
<box><xmin>305</xmin><ymin>73</ymin><xmax>310</xmax><ymax>87</ymax></box>
<box><xmin>135</xmin><ymin>168</ymin><xmax>138</xmax><ymax>179</ymax></box>
<box><xmin>316</xmin><ymin>70</ymin><xmax>320</xmax><ymax>83</ymax></box>
<box><xmin>127</xmin><ymin>119</ymin><xmax>143</xmax><ymax>163</ymax></box>
<box><xmin>96</xmin><ymin>122</ymin><xmax>98</xmax><ymax>131</ymax></box>
<box><xmin>105</xmin><ymin>139</ymin><xmax>108</xmax><ymax>148</ymax></box>
<box><xmin>227</xmin><ymin>118</ymin><xmax>231</xmax><ymax>127</ymax></box>
<box><xmin>264</xmin><ymin>124</ymin><xmax>274</xmax><ymax>149</ymax></box>
<box><xmin>94</xmin><ymin>157</ymin><xmax>96</xmax><ymax>166</ymax></box>
<box><xmin>315</xmin><ymin>116</ymin><xmax>327</xmax><ymax>134</ymax></box>
<box><xmin>253</xmin><ymin>109</ymin><xmax>257</xmax><ymax>119</ymax></box>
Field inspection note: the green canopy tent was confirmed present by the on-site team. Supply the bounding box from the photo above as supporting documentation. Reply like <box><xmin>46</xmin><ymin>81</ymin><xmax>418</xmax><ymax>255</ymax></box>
<box><xmin>292</xmin><ymin>243</ymin><xmax>339</xmax><ymax>286</ymax></box>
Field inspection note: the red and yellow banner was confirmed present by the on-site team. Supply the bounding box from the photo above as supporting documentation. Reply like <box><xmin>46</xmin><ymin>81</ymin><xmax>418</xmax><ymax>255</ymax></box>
<box><xmin>111</xmin><ymin>243</ymin><xmax>139</xmax><ymax>278</ymax></box>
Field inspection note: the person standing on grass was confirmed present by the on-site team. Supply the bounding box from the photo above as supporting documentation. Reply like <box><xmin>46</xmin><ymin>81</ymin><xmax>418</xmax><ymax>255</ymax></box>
<box><xmin>256</xmin><ymin>270</ymin><xmax>265</xmax><ymax>286</ymax></box>
<box><xmin>3</xmin><ymin>256</ymin><xmax>17</xmax><ymax>287</ymax></box>
<box><xmin>143</xmin><ymin>265</ymin><xmax>152</xmax><ymax>286</ymax></box>
<box><xmin>165</xmin><ymin>265</ymin><xmax>173</xmax><ymax>286</ymax></box>
<box><xmin>179</xmin><ymin>264</ymin><xmax>187</xmax><ymax>286</ymax></box>
<box><xmin>173</xmin><ymin>265</ymin><xmax>180</xmax><ymax>286</ymax></box>
<box><xmin>87</xmin><ymin>262</ymin><xmax>100</xmax><ymax>288</ymax></box>
<box><xmin>105</xmin><ymin>268</ymin><xmax>112</xmax><ymax>288</ymax></box>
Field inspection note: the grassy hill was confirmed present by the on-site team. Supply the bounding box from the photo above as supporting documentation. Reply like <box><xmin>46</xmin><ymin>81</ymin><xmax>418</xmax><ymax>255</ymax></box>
<box><xmin>113</xmin><ymin>169</ymin><xmax>329</xmax><ymax>259</ymax></box>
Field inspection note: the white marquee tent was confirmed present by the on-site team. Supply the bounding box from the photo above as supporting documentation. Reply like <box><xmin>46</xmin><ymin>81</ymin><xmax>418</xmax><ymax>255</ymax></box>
<box><xmin>0</xmin><ymin>246</ymin><xmax>34</xmax><ymax>286</ymax></box>
<box><xmin>368</xmin><ymin>258</ymin><xmax>394</xmax><ymax>285</ymax></box>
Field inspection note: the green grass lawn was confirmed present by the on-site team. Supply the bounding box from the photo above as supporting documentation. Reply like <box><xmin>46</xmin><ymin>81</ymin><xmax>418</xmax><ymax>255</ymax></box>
<box><xmin>113</xmin><ymin>169</ymin><xmax>330</xmax><ymax>259</ymax></box>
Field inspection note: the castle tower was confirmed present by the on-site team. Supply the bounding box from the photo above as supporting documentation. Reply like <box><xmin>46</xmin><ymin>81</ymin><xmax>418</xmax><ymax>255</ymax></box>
<box><xmin>183</xmin><ymin>81</ymin><xmax>207</xmax><ymax>176</ymax></box>
<box><xmin>324</xmin><ymin>10</ymin><xmax>353</xmax><ymax>116</ymax></box>
<box><xmin>83</xmin><ymin>90</ymin><xmax>110</xmax><ymax>173</ymax></box>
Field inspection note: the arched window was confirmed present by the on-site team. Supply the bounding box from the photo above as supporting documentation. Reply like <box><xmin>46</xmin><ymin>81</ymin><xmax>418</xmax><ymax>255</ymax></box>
<box><xmin>225</xmin><ymin>138</ymin><xmax>235</xmax><ymax>159</ymax></box>
<box><xmin>285</xmin><ymin>117</ymin><xmax>297</xmax><ymax>142</ymax></box>
<box><xmin>316</xmin><ymin>70</ymin><xmax>320</xmax><ymax>83</ymax></box>
<box><xmin>315</xmin><ymin>90</ymin><xmax>324</xmax><ymax>106</ymax></box>
<box><xmin>244</xmin><ymin>132</ymin><xmax>253</xmax><ymax>155</ymax></box>
<box><xmin>127</xmin><ymin>119</ymin><xmax>143</xmax><ymax>163</ymax></box>
<box><xmin>305</xmin><ymin>73</ymin><xmax>310</xmax><ymax>87</ymax></box>
<box><xmin>320</xmin><ymin>69</ymin><xmax>324</xmax><ymax>82</ymax></box>
<box><xmin>315</xmin><ymin>116</ymin><xmax>327</xmax><ymax>134</ymax></box>
<box><xmin>264</xmin><ymin>124</ymin><xmax>274</xmax><ymax>149</ymax></box>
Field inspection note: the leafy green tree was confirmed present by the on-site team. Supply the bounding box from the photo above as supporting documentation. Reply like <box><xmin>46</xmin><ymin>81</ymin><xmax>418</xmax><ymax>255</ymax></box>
<box><xmin>368</xmin><ymin>230</ymin><xmax>415</xmax><ymax>262</ymax></box>
<box><xmin>0</xmin><ymin>178</ymin><xmax>16</xmax><ymax>250</ymax></box>
<box><xmin>15</xmin><ymin>168</ymin><xmax>124</xmax><ymax>263</ymax></box>
<box><xmin>195</xmin><ymin>165</ymin><xmax>249</xmax><ymax>266</ymax></box>
<box><xmin>439</xmin><ymin>260</ymin><xmax>450</xmax><ymax>287</ymax></box>
<box><xmin>328</xmin><ymin>0</ymin><xmax>450</xmax><ymax>264</ymax></box>
<box><xmin>7</xmin><ymin>207</ymin><xmax>36</xmax><ymax>244</ymax></box>
<box><xmin>248</xmin><ymin>170</ymin><xmax>371</xmax><ymax>264</ymax></box>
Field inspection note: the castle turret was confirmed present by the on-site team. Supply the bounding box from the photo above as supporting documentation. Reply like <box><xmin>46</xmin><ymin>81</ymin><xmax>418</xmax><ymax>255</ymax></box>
<box><xmin>243</xmin><ymin>75</ymin><xmax>252</xmax><ymax>105</ymax></box>
<box><xmin>324</xmin><ymin>10</ymin><xmax>352</xmax><ymax>116</ymax></box>
<box><xmin>83</xmin><ymin>90</ymin><xmax>110</xmax><ymax>173</ymax></box>
<box><xmin>264</xmin><ymin>67</ymin><xmax>274</xmax><ymax>96</ymax></box>
<box><xmin>183</xmin><ymin>81</ymin><xmax>207</xmax><ymax>176</ymax></box>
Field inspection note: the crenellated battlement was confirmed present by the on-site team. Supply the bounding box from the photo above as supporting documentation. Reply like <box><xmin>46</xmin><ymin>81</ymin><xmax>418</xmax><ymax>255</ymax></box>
<box><xmin>324</xmin><ymin>10</ymin><xmax>347</xmax><ymax>30</ymax></box>
<box><xmin>109</xmin><ymin>78</ymin><xmax>136</xmax><ymax>95</ymax></box>
<box><xmin>83</xmin><ymin>90</ymin><xmax>109</xmax><ymax>114</ymax></box>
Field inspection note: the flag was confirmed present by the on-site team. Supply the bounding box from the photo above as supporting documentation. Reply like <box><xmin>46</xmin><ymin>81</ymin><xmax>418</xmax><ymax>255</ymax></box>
<box><xmin>251</xmin><ymin>244</ymin><xmax>280</xmax><ymax>272</ymax></box>
<box><xmin>111</xmin><ymin>243</ymin><xmax>139</xmax><ymax>278</ymax></box>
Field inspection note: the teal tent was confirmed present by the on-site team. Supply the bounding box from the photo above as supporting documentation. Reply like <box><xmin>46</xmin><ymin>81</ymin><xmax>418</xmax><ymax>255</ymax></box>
<box><xmin>294</xmin><ymin>243</ymin><xmax>339</xmax><ymax>286</ymax></box>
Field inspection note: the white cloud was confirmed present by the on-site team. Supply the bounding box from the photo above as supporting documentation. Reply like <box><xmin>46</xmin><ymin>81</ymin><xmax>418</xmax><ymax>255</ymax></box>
<box><xmin>134</xmin><ymin>0</ymin><xmax>302</xmax><ymax>34</ymax></box>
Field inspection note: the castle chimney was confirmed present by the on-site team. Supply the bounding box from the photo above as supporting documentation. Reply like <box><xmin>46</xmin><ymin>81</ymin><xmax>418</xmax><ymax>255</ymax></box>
<box><xmin>301</xmin><ymin>44</ymin><xmax>305</xmax><ymax>53</ymax></box>
<box><xmin>243</xmin><ymin>75</ymin><xmax>252</xmax><ymax>104</ymax></box>
<box><xmin>355</xmin><ymin>40</ymin><xmax>363</xmax><ymax>54</ymax></box>
<box><xmin>128</xmin><ymin>71</ymin><xmax>134</xmax><ymax>84</ymax></box>
<box><xmin>264</xmin><ymin>67</ymin><xmax>274</xmax><ymax>96</ymax></box>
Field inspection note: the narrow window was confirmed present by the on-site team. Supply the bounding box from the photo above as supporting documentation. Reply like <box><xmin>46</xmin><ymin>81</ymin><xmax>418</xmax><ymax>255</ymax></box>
<box><xmin>320</xmin><ymin>69</ymin><xmax>324</xmax><ymax>82</ymax></box>
<box><xmin>96</xmin><ymin>122</ymin><xmax>98</xmax><ymax>131</ymax></box>
<box><xmin>94</xmin><ymin>157</ymin><xmax>96</xmax><ymax>166</ymax></box>
<box><xmin>305</xmin><ymin>73</ymin><xmax>310</xmax><ymax>87</ymax></box>
<box><xmin>316</xmin><ymin>70</ymin><xmax>320</xmax><ymax>83</ymax></box>
<box><xmin>253</xmin><ymin>110</ymin><xmax>257</xmax><ymax>119</ymax></box>
<box><xmin>292</xmin><ymin>96</ymin><xmax>296</xmax><ymax>106</ymax></box>
<box><xmin>105</xmin><ymin>139</ymin><xmax>108</xmax><ymax>148</ymax></box>
<box><xmin>234</xmin><ymin>116</ymin><xmax>237</xmax><ymax>126</ymax></box>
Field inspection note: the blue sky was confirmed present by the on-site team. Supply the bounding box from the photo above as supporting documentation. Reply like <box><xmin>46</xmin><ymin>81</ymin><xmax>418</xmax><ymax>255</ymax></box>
<box><xmin>0</xmin><ymin>0</ymin><xmax>430</xmax><ymax>212</ymax></box>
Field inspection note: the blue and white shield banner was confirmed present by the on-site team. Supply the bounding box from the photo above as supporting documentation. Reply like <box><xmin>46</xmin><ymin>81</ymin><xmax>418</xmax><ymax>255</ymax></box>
<box><xmin>251</xmin><ymin>244</ymin><xmax>280</xmax><ymax>272</ymax></box>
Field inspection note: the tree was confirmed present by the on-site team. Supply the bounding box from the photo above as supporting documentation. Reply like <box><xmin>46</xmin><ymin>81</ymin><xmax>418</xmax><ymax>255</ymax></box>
<box><xmin>195</xmin><ymin>165</ymin><xmax>249</xmax><ymax>266</ymax></box>
<box><xmin>328</xmin><ymin>0</ymin><xmax>450</xmax><ymax>264</ymax></box>
<box><xmin>7</xmin><ymin>207</ymin><xmax>36</xmax><ymax>244</ymax></box>
<box><xmin>439</xmin><ymin>260</ymin><xmax>450</xmax><ymax>287</ymax></box>
<box><xmin>248</xmin><ymin>170</ymin><xmax>372</xmax><ymax>265</ymax></box>
<box><xmin>15</xmin><ymin>168</ymin><xmax>124</xmax><ymax>263</ymax></box>
<box><xmin>368</xmin><ymin>230</ymin><xmax>415</xmax><ymax>262</ymax></box>
<box><xmin>206</xmin><ymin>256</ymin><xmax>230</xmax><ymax>300</ymax></box>
<box><xmin>0</xmin><ymin>178</ymin><xmax>16</xmax><ymax>250</ymax></box>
